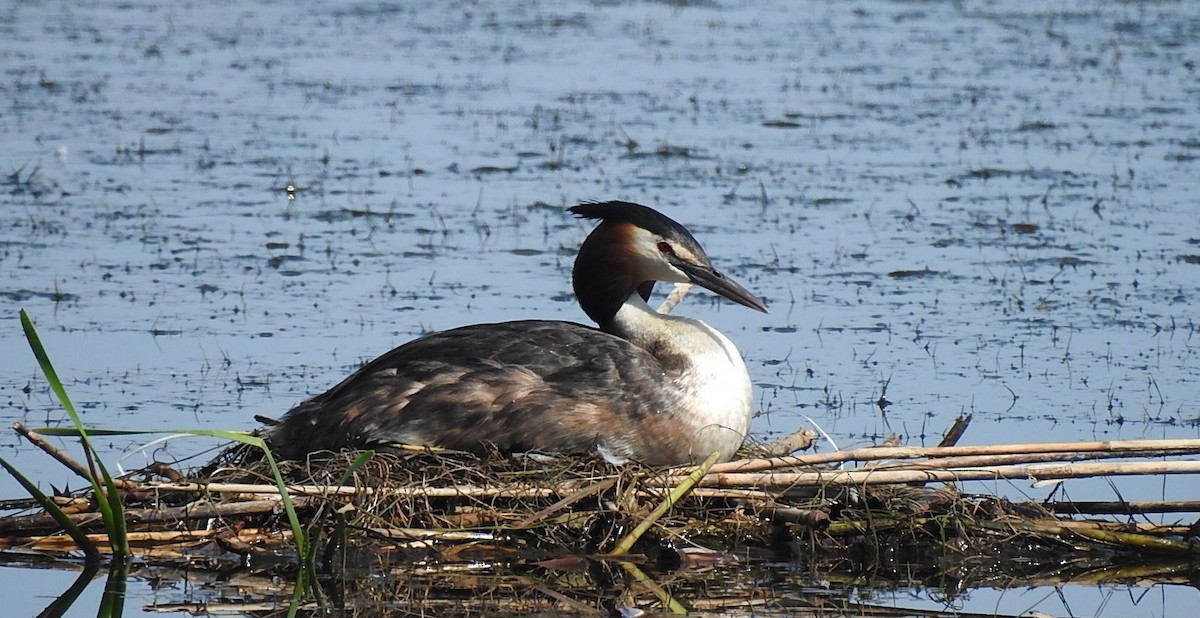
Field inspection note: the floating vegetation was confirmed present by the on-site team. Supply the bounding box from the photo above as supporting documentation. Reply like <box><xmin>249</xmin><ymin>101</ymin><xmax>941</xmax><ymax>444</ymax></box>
<box><xmin>4</xmin><ymin>421</ymin><xmax>1200</xmax><ymax>616</ymax></box>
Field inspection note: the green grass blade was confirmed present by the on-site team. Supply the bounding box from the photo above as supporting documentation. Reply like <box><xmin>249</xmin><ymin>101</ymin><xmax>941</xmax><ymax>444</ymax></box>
<box><xmin>100</xmin><ymin>471</ymin><xmax>129</xmax><ymax>557</ymax></box>
<box><xmin>336</xmin><ymin>450</ymin><xmax>376</xmax><ymax>487</ymax></box>
<box><xmin>181</xmin><ymin>429</ymin><xmax>310</xmax><ymax>565</ymax></box>
<box><xmin>258</xmin><ymin>444</ymin><xmax>310</xmax><ymax>560</ymax></box>
<box><xmin>20</xmin><ymin>309</ymin><xmax>127</xmax><ymax>559</ymax></box>
<box><xmin>0</xmin><ymin>455</ymin><xmax>99</xmax><ymax>560</ymax></box>
<box><xmin>240</xmin><ymin>435</ymin><xmax>312</xmax><ymax>595</ymax></box>
<box><xmin>29</xmin><ymin>426</ymin><xmax>308</xmax><ymax>563</ymax></box>
<box><xmin>20</xmin><ymin>310</ymin><xmax>306</xmax><ymax>586</ymax></box>
<box><xmin>19</xmin><ymin>310</ymin><xmax>81</xmax><ymax>424</ymax></box>
<box><xmin>288</xmin><ymin>568</ymin><xmax>308</xmax><ymax>618</ymax></box>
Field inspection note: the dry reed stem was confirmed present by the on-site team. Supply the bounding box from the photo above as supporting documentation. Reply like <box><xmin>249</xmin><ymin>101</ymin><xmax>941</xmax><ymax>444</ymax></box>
<box><xmin>5</xmin><ymin>530</ymin><xmax>217</xmax><ymax>553</ymax></box>
<box><xmin>515</xmin><ymin>478</ymin><xmax>616</xmax><ymax>527</ymax></box>
<box><xmin>703</xmin><ymin>439</ymin><xmax>1200</xmax><ymax>474</ymax></box>
<box><xmin>12</xmin><ymin>422</ymin><xmax>138</xmax><ymax>489</ymax></box>
<box><xmin>0</xmin><ymin>498</ymin><xmax>303</xmax><ymax>535</ymax></box>
<box><xmin>1045</xmin><ymin>500</ymin><xmax>1200</xmax><ymax>515</ymax></box>
<box><xmin>140</xmin><ymin>480</ymin><xmax>565</xmax><ymax>499</ymax></box>
<box><xmin>691</xmin><ymin>459</ymin><xmax>1200</xmax><ymax>488</ymax></box>
<box><xmin>687</xmin><ymin>487</ymin><xmax>788</xmax><ymax>500</ymax></box>
<box><xmin>0</xmin><ymin>529</ymin><xmax>216</xmax><ymax>550</ymax></box>
<box><xmin>1032</xmin><ymin>519</ymin><xmax>1193</xmax><ymax>536</ymax></box>
<box><xmin>656</xmin><ymin>282</ymin><xmax>692</xmax><ymax>315</ymax></box>
<box><xmin>867</xmin><ymin>448</ymin><xmax>1200</xmax><ymax>471</ymax></box>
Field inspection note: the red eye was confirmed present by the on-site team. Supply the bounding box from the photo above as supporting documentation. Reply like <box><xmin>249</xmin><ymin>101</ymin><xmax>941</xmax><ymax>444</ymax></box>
<box><xmin>657</xmin><ymin>242</ymin><xmax>674</xmax><ymax>256</ymax></box>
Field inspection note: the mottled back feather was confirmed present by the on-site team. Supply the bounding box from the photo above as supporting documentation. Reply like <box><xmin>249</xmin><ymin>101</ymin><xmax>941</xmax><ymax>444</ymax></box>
<box><xmin>267</xmin><ymin>320</ymin><xmax>697</xmax><ymax>464</ymax></box>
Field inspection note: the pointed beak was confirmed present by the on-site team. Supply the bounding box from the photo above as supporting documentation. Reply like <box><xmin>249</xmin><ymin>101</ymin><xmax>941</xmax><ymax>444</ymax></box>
<box><xmin>676</xmin><ymin>260</ymin><xmax>768</xmax><ymax>313</ymax></box>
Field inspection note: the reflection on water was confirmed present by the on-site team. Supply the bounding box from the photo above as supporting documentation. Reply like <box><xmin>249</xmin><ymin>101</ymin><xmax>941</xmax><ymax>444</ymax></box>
<box><xmin>16</xmin><ymin>548</ymin><xmax>1200</xmax><ymax>617</ymax></box>
<box><xmin>2</xmin><ymin>0</ymin><xmax>1198</xmax><ymax>616</ymax></box>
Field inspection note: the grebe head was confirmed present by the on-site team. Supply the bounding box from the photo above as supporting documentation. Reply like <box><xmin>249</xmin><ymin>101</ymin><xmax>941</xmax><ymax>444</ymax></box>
<box><xmin>569</xmin><ymin>201</ymin><xmax>767</xmax><ymax>326</ymax></box>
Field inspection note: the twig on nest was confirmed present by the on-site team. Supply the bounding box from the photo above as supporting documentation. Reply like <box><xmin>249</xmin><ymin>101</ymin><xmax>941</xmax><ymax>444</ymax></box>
<box><xmin>12</xmin><ymin>422</ymin><xmax>136</xmax><ymax>490</ymax></box>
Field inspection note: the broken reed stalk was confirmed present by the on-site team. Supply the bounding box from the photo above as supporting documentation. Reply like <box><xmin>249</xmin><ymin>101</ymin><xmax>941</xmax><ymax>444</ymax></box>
<box><xmin>12</xmin><ymin>422</ymin><xmax>137</xmax><ymax>490</ymax></box>
<box><xmin>937</xmin><ymin>414</ymin><xmax>972</xmax><ymax>447</ymax></box>
<box><xmin>138</xmin><ymin>481</ymin><xmax>564</xmax><ymax>499</ymax></box>
<box><xmin>0</xmin><ymin>498</ymin><xmax>305</xmax><ymax>536</ymax></box>
<box><xmin>3</xmin><ymin>530</ymin><xmax>217</xmax><ymax>554</ymax></box>
<box><xmin>656</xmin><ymin>282</ymin><xmax>692</xmax><ymax>315</ymax></box>
<box><xmin>515</xmin><ymin>478</ymin><xmax>617</xmax><ymax>528</ymax></box>
<box><xmin>705</xmin><ymin>438</ymin><xmax>1200</xmax><ymax>474</ymax></box>
<box><xmin>1046</xmin><ymin>500</ymin><xmax>1200</xmax><ymax>515</ymax></box>
<box><xmin>689</xmin><ymin>459</ymin><xmax>1200</xmax><ymax>488</ymax></box>
<box><xmin>866</xmin><ymin>448</ymin><xmax>1200</xmax><ymax>471</ymax></box>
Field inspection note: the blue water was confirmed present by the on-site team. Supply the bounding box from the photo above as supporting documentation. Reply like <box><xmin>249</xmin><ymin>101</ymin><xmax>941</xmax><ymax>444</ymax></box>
<box><xmin>2</xmin><ymin>0</ymin><xmax>1198</xmax><ymax>615</ymax></box>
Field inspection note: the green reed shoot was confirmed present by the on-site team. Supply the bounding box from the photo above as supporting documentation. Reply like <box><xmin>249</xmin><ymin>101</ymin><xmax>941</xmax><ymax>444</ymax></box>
<box><xmin>16</xmin><ymin>311</ymin><xmax>310</xmax><ymax>563</ymax></box>
<box><xmin>19</xmin><ymin>309</ymin><xmax>129</xmax><ymax>559</ymax></box>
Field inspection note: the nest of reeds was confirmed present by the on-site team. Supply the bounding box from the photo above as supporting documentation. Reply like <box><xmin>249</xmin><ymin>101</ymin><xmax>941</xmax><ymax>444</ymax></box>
<box><xmin>185</xmin><ymin>432</ymin><xmax>1200</xmax><ymax>576</ymax></box>
<box><xmin>196</xmin><ymin>441</ymin><xmax>830</xmax><ymax>563</ymax></box>
<box><xmin>4</xmin><ymin>422</ymin><xmax>1199</xmax><ymax>599</ymax></box>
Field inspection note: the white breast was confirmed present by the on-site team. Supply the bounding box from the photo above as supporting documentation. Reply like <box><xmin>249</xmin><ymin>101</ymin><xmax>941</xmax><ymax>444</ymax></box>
<box><xmin>611</xmin><ymin>297</ymin><xmax>754</xmax><ymax>460</ymax></box>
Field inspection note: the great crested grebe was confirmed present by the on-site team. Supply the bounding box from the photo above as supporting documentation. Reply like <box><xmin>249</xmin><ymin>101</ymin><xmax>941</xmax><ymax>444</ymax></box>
<box><xmin>266</xmin><ymin>201</ymin><xmax>767</xmax><ymax>465</ymax></box>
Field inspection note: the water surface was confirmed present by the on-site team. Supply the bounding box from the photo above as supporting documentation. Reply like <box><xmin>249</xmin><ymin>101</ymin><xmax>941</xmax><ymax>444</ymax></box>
<box><xmin>2</xmin><ymin>1</ymin><xmax>1198</xmax><ymax>616</ymax></box>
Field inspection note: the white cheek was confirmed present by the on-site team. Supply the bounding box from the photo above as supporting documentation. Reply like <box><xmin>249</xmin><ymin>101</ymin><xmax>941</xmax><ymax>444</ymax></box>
<box><xmin>642</xmin><ymin>257</ymin><xmax>690</xmax><ymax>283</ymax></box>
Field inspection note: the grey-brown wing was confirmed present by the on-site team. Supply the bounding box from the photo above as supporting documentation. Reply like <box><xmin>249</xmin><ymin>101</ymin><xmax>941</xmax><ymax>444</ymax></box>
<box><xmin>266</xmin><ymin>320</ymin><xmax>688</xmax><ymax>461</ymax></box>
